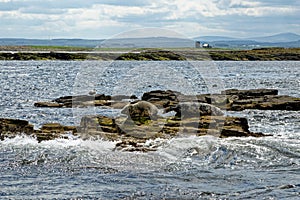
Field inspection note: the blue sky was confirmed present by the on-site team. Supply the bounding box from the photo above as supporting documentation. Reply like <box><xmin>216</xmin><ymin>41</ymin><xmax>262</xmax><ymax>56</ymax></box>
<box><xmin>0</xmin><ymin>0</ymin><xmax>299</xmax><ymax>39</ymax></box>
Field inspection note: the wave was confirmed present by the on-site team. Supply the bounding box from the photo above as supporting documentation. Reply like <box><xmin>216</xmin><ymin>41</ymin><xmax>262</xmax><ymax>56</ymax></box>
<box><xmin>1</xmin><ymin>133</ymin><xmax>299</xmax><ymax>172</ymax></box>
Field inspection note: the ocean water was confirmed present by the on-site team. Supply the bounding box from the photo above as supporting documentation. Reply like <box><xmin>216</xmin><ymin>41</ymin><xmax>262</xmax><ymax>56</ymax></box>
<box><xmin>0</xmin><ymin>61</ymin><xmax>299</xmax><ymax>199</ymax></box>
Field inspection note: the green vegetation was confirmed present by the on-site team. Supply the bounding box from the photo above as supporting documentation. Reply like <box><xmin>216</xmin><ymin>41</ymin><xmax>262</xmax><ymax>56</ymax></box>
<box><xmin>0</xmin><ymin>45</ymin><xmax>92</xmax><ymax>51</ymax></box>
<box><xmin>116</xmin><ymin>50</ymin><xmax>186</xmax><ymax>61</ymax></box>
<box><xmin>0</xmin><ymin>46</ymin><xmax>299</xmax><ymax>61</ymax></box>
<box><xmin>0</xmin><ymin>52</ymin><xmax>87</xmax><ymax>60</ymax></box>
<box><xmin>208</xmin><ymin>48</ymin><xmax>300</xmax><ymax>61</ymax></box>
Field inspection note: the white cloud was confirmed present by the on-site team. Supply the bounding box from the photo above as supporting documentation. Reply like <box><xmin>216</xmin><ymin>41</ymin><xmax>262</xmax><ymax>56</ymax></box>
<box><xmin>0</xmin><ymin>0</ymin><xmax>298</xmax><ymax>38</ymax></box>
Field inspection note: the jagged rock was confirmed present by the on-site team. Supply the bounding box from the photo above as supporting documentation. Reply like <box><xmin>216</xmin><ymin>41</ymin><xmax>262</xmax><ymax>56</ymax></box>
<box><xmin>0</xmin><ymin>118</ymin><xmax>77</xmax><ymax>142</ymax></box>
<box><xmin>141</xmin><ymin>90</ymin><xmax>182</xmax><ymax>108</ymax></box>
<box><xmin>40</xmin><ymin>123</ymin><xmax>77</xmax><ymax>133</ymax></box>
<box><xmin>0</xmin><ymin>118</ymin><xmax>34</xmax><ymax>139</ymax></box>
<box><xmin>77</xmin><ymin>113</ymin><xmax>266</xmax><ymax>152</ymax></box>
<box><xmin>34</xmin><ymin>89</ymin><xmax>300</xmax><ymax>111</ymax></box>
<box><xmin>203</xmin><ymin>89</ymin><xmax>300</xmax><ymax>111</ymax></box>
<box><xmin>0</xmin><ymin>109</ymin><xmax>265</xmax><ymax>152</ymax></box>
<box><xmin>166</xmin><ymin>102</ymin><xmax>224</xmax><ymax>118</ymax></box>
<box><xmin>25</xmin><ymin>88</ymin><xmax>300</xmax><ymax>151</ymax></box>
<box><xmin>36</xmin><ymin>123</ymin><xmax>77</xmax><ymax>142</ymax></box>
<box><xmin>142</xmin><ymin>90</ymin><xmax>182</xmax><ymax>101</ymax></box>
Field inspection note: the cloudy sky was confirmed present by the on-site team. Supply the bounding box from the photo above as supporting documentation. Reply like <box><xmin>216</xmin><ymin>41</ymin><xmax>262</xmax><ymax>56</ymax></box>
<box><xmin>0</xmin><ymin>0</ymin><xmax>299</xmax><ymax>39</ymax></box>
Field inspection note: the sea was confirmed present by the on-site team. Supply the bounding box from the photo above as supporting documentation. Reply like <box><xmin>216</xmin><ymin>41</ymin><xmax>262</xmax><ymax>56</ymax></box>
<box><xmin>0</xmin><ymin>61</ymin><xmax>299</xmax><ymax>199</ymax></box>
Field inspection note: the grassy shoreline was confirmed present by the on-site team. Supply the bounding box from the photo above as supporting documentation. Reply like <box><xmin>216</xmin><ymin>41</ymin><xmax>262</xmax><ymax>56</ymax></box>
<box><xmin>0</xmin><ymin>46</ymin><xmax>299</xmax><ymax>61</ymax></box>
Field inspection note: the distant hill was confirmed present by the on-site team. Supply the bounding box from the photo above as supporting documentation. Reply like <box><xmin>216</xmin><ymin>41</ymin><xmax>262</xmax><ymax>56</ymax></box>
<box><xmin>193</xmin><ymin>32</ymin><xmax>300</xmax><ymax>48</ymax></box>
<box><xmin>99</xmin><ymin>37</ymin><xmax>194</xmax><ymax>48</ymax></box>
<box><xmin>248</xmin><ymin>33</ymin><xmax>300</xmax><ymax>43</ymax></box>
<box><xmin>0</xmin><ymin>38</ymin><xmax>104</xmax><ymax>47</ymax></box>
<box><xmin>0</xmin><ymin>32</ymin><xmax>299</xmax><ymax>49</ymax></box>
<box><xmin>194</xmin><ymin>36</ymin><xmax>238</xmax><ymax>42</ymax></box>
<box><xmin>0</xmin><ymin>37</ymin><xmax>195</xmax><ymax>48</ymax></box>
<box><xmin>208</xmin><ymin>40</ymin><xmax>300</xmax><ymax>48</ymax></box>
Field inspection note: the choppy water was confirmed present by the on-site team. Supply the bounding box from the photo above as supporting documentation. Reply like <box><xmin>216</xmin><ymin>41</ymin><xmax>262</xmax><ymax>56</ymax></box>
<box><xmin>0</xmin><ymin>61</ymin><xmax>299</xmax><ymax>199</ymax></box>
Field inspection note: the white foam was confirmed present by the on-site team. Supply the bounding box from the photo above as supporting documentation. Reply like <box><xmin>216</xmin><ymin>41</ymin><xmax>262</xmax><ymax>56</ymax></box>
<box><xmin>0</xmin><ymin>134</ymin><xmax>117</xmax><ymax>152</ymax></box>
<box><xmin>1</xmin><ymin>134</ymin><xmax>39</xmax><ymax>146</ymax></box>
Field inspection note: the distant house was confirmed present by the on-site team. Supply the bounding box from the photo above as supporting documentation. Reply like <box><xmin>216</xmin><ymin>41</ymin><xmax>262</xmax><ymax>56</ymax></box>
<box><xmin>202</xmin><ymin>43</ymin><xmax>211</xmax><ymax>48</ymax></box>
<box><xmin>195</xmin><ymin>41</ymin><xmax>201</xmax><ymax>48</ymax></box>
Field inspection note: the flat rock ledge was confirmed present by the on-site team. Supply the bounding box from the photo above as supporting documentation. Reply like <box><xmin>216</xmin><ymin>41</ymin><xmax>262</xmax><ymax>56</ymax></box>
<box><xmin>0</xmin><ymin>118</ymin><xmax>77</xmax><ymax>142</ymax></box>
<box><xmin>78</xmin><ymin>114</ymin><xmax>265</xmax><ymax>152</ymax></box>
<box><xmin>34</xmin><ymin>94</ymin><xmax>137</xmax><ymax>109</ymax></box>
<box><xmin>34</xmin><ymin>89</ymin><xmax>300</xmax><ymax>111</ymax></box>
<box><xmin>1</xmin><ymin>112</ymin><xmax>265</xmax><ymax>152</ymax></box>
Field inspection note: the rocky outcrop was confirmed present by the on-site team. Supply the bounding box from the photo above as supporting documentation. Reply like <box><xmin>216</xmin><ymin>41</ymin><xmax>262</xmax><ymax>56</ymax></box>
<box><xmin>34</xmin><ymin>89</ymin><xmax>300</xmax><ymax>111</ymax></box>
<box><xmin>34</xmin><ymin>94</ymin><xmax>137</xmax><ymax>108</ymax></box>
<box><xmin>229</xmin><ymin>95</ymin><xmax>300</xmax><ymax>111</ymax></box>
<box><xmin>7</xmin><ymin>88</ymin><xmax>298</xmax><ymax>151</ymax></box>
<box><xmin>0</xmin><ymin>100</ymin><xmax>265</xmax><ymax>152</ymax></box>
<box><xmin>73</xmin><ymin>100</ymin><xmax>266</xmax><ymax>151</ymax></box>
<box><xmin>35</xmin><ymin>123</ymin><xmax>77</xmax><ymax>142</ymax></box>
<box><xmin>0</xmin><ymin>118</ymin><xmax>34</xmax><ymax>140</ymax></box>
<box><xmin>211</xmin><ymin>89</ymin><xmax>300</xmax><ymax>111</ymax></box>
<box><xmin>167</xmin><ymin>102</ymin><xmax>224</xmax><ymax>118</ymax></box>
<box><xmin>0</xmin><ymin>118</ymin><xmax>77</xmax><ymax>142</ymax></box>
<box><xmin>140</xmin><ymin>89</ymin><xmax>300</xmax><ymax>112</ymax></box>
<box><xmin>76</xmin><ymin>113</ymin><xmax>265</xmax><ymax>152</ymax></box>
<box><xmin>222</xmin><ymin>88</ymin><xmax>278</xmax><ymax>98</ymax></box>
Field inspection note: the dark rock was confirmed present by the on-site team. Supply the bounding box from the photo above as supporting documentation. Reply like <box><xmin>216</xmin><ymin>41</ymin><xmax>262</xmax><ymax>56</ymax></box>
<box><xmin>36</xmin><ymin>123</ymin><xmax>77</xmax><ymax>142</ymax></box>
<box><xmin>222</xmin><ymin>89</ymin><xmax>278</xmax><ymax>99</ymax></box>
<box><xmin>142</xmin><ymin>90</ymin><xmax>181</xmax><ymax>102</ymax></box>
<box><xmin>34</xmin><ymin>102</ymin><xmax>63</xmax><ymax>108</ymax></box>
<box><xmin>0</xmin><ymin>118</ymin><xmax>77</xmax><ymax>142</ymax></box>
<box><xmin>229</xmin><ymin>95</ymin><xmax>300</xmax><ymax>111</ymax></box>
<box><xmin>94</xmin><ymin>94</ymin><xmax>112</xmax><ymax>101</ymax></box>
<box><xmin>167</xmin><ymin>102</ymin><xmax>224</xmax><ymax>118</ymax></box>
<box><xmin>40</xmin><ymin>123</ymin><xmax>77</xmax><ymax>133</ymax></box>
<box><xmin>77</xmin><ymin>113</ymin><xmax>266</xmax><ymax>152</ymax></box>
<box><xmin>0</xmin><ymin>118</ymin><xmax>34</xmax><ymax>139</ymax></box>
<box><xmin>111</xmin><ymin>95</ymin><xmax>138</xmax><ymax>101</ymax></box>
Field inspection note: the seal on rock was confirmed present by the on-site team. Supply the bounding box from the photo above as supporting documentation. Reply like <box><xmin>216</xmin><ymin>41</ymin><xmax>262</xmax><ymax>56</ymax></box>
<box><xmin>121</xmin><ymin>101</ymin><xmax>159</xmax><ymax>120</ymax></box>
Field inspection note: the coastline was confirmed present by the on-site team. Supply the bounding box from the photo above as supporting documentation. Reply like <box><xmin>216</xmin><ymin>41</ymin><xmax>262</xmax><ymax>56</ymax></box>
<box><xmin>0</xmin><ymin>47</ymin><xmax>299</xmax><ymax>61</ymax></box>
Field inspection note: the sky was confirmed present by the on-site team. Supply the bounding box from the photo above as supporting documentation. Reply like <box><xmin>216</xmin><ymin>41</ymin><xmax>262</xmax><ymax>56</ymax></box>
<box><xmin>0</xmin><ymin>0</ymin><xmax>299</xmax><ymax>39</ymax></box>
